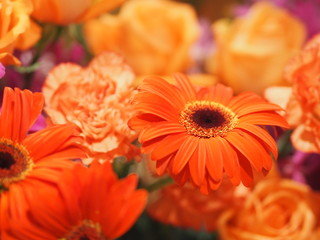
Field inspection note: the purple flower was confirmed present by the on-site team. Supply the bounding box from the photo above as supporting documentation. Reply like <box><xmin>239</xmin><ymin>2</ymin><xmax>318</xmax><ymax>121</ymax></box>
<box><xmin>188</xmin><ymin>18</ymin><xmax>215</xmax><ymax>74</ymax></box>
<box><xmin>0</xmin><ymin>63</ymin><xmax>5</xmax><ymax>79</ymax></box>
<box><xmin>278</xmin><ymin>151</ymin><xmax>320</xmax><ymax>191</ymax></box>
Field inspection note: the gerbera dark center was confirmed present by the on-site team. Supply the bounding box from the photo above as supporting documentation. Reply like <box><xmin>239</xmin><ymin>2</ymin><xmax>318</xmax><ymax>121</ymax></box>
<box><xmin>0</xmin><ymin>152</ymin><xmax>16</xmax><ymax>169</ymax></box>
<box><xmin>0</xmin><ymin>138</ymin><xmax>33</xmax><ymax>186</ymax></box>
<box><xmin>180</xmin><ymin>100</ymin><xmax>238</xmax><ymax>138</ymax></box>
<box><xmin>63</xmin><ymin>220</ymin><xmax>105</xmax><ymax>240</ymax></box>
<box><xmin>80</xmin><ymin>235</ymin><xmax>90</xmax><ymax>240</ymax></box>
<box><xmin>191</xmin><ymin>108</ymin><xmax>226</xmax><ymax>129</ymax></box>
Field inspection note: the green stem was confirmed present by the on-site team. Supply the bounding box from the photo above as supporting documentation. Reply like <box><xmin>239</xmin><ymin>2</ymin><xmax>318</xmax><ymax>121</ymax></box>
<box><xmin>145</xmin><ymin>176</ymin><xmax>174</xmax><ymax>192</ymax></box>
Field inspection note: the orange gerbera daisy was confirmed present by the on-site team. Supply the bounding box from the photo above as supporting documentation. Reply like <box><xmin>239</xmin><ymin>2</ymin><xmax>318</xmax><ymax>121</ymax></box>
<box><xmin>8</xmin><ymin>161</ymin><xmax>148</xmax><ymax>240</ymax></box>
<box><xmin>0</xmin><ymin>87</ymin><xmax>86</xmax><ymax>238</ymax></box>
<box><xmin>129</xmin><ymin>73</ymin><xmax>288</xmax><ymax>193</ymax></box>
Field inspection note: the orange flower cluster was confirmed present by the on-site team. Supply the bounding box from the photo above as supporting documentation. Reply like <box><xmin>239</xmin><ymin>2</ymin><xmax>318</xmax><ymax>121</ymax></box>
<box><xmin>84</xmin><ymin>0</ymin><xmax>199</xmax><ymax>76</ymax></box>
<box><xmin>218</xmin><ymin>178</ymin><xmax>320</xmax><ymax>240</ymax></box>
<box><xmin>129</xmin><ymin>73</ymin><xmax>288</xmax><ymax>193</ymax></box>
<box><xmin>7</xmin><ymin>161</ymin><xmax>147</xmax><ymax>240</ymax></box>
<box><xmin>147</xmin><ymin>181</ymin><xmax>248</xmax><ymax>231</ymax></box>
<box><xmin>42</xmin><ymin>52</ymin><xmax>139</xmax><ymax>163</ymax></box>
<box><xmin>0</xmin><ymin>87</ymin><xmax>147</xmax><ymax>239</ymax></box>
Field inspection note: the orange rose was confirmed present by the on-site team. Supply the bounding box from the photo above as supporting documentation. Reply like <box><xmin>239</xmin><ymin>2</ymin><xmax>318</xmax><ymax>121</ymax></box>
<box><xmin>42</xmin><ymin>52</ymin><xmax>139</xmax><ymax>163</ymax></box>
<box><xmin>30</xmin><ymin>0</ymin><xmax>124</xmax><ymax>25</ymax></box>
<box><xmin>219</xmin><ymin>178</ymin><xmax>320</xmax><ymax>240</ymax></box>
<box><xmin>84</xmin><ymin>0</ymin><xmax>199</xmax><ymax>76</ymax></box>
<box><xmin>209</xmin><ymin>1</ymin><xmax>306</xmax><ymax>94</ymax></box>
<box><xmin>0</xmin><ymin>0</ymin><xmax>41</xmax><ymax>65</ymax></box>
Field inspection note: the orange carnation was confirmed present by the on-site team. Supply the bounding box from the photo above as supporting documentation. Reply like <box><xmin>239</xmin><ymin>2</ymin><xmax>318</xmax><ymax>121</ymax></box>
<box><xmin>42</xmin><ymin>52</ymin><xmax>139</xmax><ymax>163</ymax></box>
<box><xmin>0</xmin><ymin>0</ymin><xmax>41</xmax><ymax>65</ymax></box>
<box><xmin>30</xmin><ymin>0</ymin><xmax>125</xmax><ymax>25</ymax></box>
<box><xmin>0</xmin><ymin>87</ymin><xmax>86</xmax><ymax>239</ymax></box>
<box><xmin>218</xmin><ymin>178</ymin><xmax>320</xmax><ymax>240</ymax></box>
<box><xmin>284</xmin><ymin>34</ymin><xmax>320</xmax><ymax>153</ymax></box>
<box><xmin>265</xmin><ymin>34</ymin><xmax>320</xmax><ymax>153</ymax></box>
<box><xmin>84</xmin><ymin>0</ymin><xmax>199</xmax><ymax>76</ymax></box>
<box><xmin>209</xmin><ymin>1</ymin><xmax>305</xmax><ymax>94</ymax></box>
<box><xmin>147</xmin><ymin>181</ymin><xmax>248</xmax><ymax>231</ymax></box>
<box><xmin>129</xmin><ymin>73</ymin><xmax>288</xmax><ymax>193</ymax></box>
<box><xmin>7</xmin><ymin>161</ymin><xmax>148</xmax><ymax>240</ymax></box>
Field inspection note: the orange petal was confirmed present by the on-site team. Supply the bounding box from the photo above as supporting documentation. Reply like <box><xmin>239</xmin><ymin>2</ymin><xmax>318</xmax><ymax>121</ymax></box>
<box><xmin>150</xmin><ymin>133</ymin><xmax>188</xmax><ymax>160</ymax></box>
<box><xmin>139</xmin><ymin>122</ymin><xmax>185</xmax><ymax>142</ymax></box>
<box><xmin>172</xmin><ymin>136</ymin><xmax>198</xmax><ymax>174</ymax></box>
<box><xmin>140</xmin><ymin>77</ymin><xmax>185</xmax><ymax>109</ymax></box>
<box><xmin>225</xmin><ymin>131</ymin><xmax>263</xmax><ymax>172</ymax></box>
<box><xmin>204</xmin><ymin>138</ymin><xmax>223</xmax><ymax>182</ymax></box>
<box><xmin>239</xmin><ymin>112</ymin><xmax>289</xmax><ymax>128</ymax></box>
<box><xmin>188</xmin><ymin>139</ymin><xmax>206</xmax><ymax>186</ymax></box>
<box><xmin>173</xmin><ymin>73</ymin><xmax>197</xmax><ymax>101</ymax></box>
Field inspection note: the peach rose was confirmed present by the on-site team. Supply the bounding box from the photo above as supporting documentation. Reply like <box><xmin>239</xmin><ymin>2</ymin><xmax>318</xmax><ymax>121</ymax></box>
<box><xmin>218</xmin><ymin>178</ymin><xmax>320</xmax><ymax>240</ymax></box>
<box><xmin>265</xmin><ymin>34</ymin><xmax>320</xmax><ymax>153</ymax></box>
<box><xmin>30</xmin><ymin>0</ymin><xmax>124</xmax><ymax>25</ymax></box>
<box><xmin>84</xmin><ymin>0</ymin><xmax>199</xmax><ymax>76</ymax></box>
<box><xmin>0</xmin><ymin>0</ymin><xmax>41</xmax><ymax>65</ymax></box>
<box><xmin>209</xmin><ymin>1</ymin><xmax>306</xmax><ymax>94</ymax></box>
<box><xmin>42</xmin><ymin>52</ymin><xmax>139</xmax><ymax>163</ymax></box>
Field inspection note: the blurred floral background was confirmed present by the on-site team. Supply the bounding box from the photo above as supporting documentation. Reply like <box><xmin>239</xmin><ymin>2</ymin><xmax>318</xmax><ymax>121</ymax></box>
<box><xmin>1</xmin><ymin>0</ymin><xmax>320</xmax><ymax>239</ymax></box>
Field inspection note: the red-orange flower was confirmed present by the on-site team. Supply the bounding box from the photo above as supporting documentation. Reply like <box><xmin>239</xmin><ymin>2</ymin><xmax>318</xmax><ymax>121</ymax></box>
<box><xmin>147</xmin><ymin>181</ymin><xmax>248</xmax><ymax>231</ymax></box>
<box><xmin>129</xmin><ymin>73</ymin><xmax>288</xmax><ymax>193</ymax></box>
<box><xmin>0</xmin><ymin>87</ymin><xmax>86</xmax><ymax>239</ymax></box>
<box><xmin>7</xmin><ymin>161</ymin><xmax>148</xmax><ymax>240</ymax></box>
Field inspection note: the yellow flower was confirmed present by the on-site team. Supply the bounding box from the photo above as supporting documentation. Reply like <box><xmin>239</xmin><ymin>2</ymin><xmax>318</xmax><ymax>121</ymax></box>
<box><xmin>84</xmin><ymin>0</ymin><xmax>199</xmax><ymax>76</ymax></box>
<box><xmin>208</xmin><ymin>1</ymin><xmax>306</xmax><ymax>95</ymax></box>
<box><xmin>30</xmin><ymin>0</ymin><xmax>125</xmax><ymax>25</ymax></box>
<box><xmin>0</xmin><ymin>0</ymin><xmax>41</xmax><ymax>65</ymax></box>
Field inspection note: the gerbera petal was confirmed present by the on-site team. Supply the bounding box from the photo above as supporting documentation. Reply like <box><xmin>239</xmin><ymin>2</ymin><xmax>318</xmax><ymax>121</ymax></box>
<box><xmin>23</xmin><ymin>124</ymin><xmax>84</xmax><ymax>162</ymax></box>
<box><xmin>216</xmin><ymin>138</ymin><xmax>240</xmax><ymax>183</ymax></box>
<box><xmin>140</xmin><ymin>77</ymin><xmax>185</xmax><ymax>109</ymax></box>
<box><xmin>171</xmin><ymin>167</ymin><xmax>189</xmax><ymax>186</ymax></box>
<box><xmin>188</xmin><ymin>139</ymin><xmax>206</xmax><ymax>186</ymax></box>
<box><xmin>128</xmin><ymin>114</ymin><xmax>164</xmax><ymax>130</ymax></box>
<box><xmin>228</xmin><ymin>92</ymin><xmax>261</xmax><ymax>109</ymax></box>
<box><xmin>135</xmin><ymin>92</ymin><xmax>180</xmax><ymax>120</ymax></box>
<box><xmin>225</xmin><ymin>131</ymin><xmax>263</xmax><ymax>172</ymax></box>
<box><xmin>172</xmin><ymin>136</ymin><xmax>198</xmax><ymax>175</ymax></box>
<box><xmin>139</xmin><ymin>122</ymin><xmax>185</xmax><ymax>143</ymax></box>
<box><xmin>151</xmin><ymin>133</ymin><xmax>188</xmax><ymax>160</ymax></box>
<box><xmin>207</xmin><ymin>83</ymin><xmax>234</xmax><ymax>105</ymax></box>
<box><xmin>204</xmin><ymin>138</ymin><xmax>223</xmax><ymax>182</ymax></box>
<box><xmin>156</xmin><ymin>155</ymin><xmax>172</xmax><ymax>176</ymax></box>
<box><xmin>235</xmin><ymin>129</ymin><xmax>273</xmax><ymax>171</ymax></box>
<box><xmin>0</xmin><ymin>88</ymin><xmax>43</xmax><ymax>142</ymax></box>
<box><xmin>239</xmin><ymin>112</ymin><xmax>289</xmax><ymax>128</ymax></box>
<box><xmin>135</xmin><ymin>102</ymin><xmax>178</xmax><ymax>122</ymax></box>
<box><xmin>237</xmin><ymin>123</ymin><xmax>278</xmax><ymax>160</ymax></box>
<box><xmin>235</xmin><ymin>102</ymin><xmax>284</xmax><ymax>117</ymax></box>
<box><xmin>238</xmin><ymin>153</ymin><xmax>254</xmax><ymax>187</ymax></box>
<box><xmin>173</xmin><ymin>73</ymin><xmax>197</xmax><ymax>101</ymax></box>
